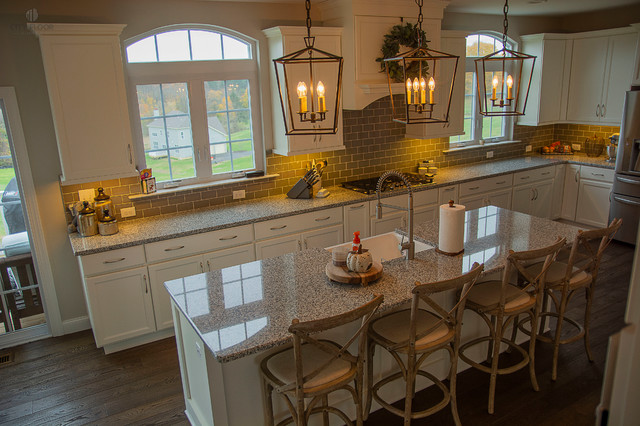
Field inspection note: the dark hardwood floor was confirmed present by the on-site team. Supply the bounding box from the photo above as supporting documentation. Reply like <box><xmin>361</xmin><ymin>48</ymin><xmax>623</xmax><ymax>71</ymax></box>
<box><xmin>0</xmin><ymin>241</ymin><xmax>633</xmax><ymax>425</ymax></box>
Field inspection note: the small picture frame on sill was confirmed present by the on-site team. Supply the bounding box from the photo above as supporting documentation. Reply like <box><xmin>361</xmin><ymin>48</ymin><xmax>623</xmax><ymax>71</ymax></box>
<box><xmin>142</xmin><ymin>177</ymin><xmax>156</xmax><ymax>194</ymax></box>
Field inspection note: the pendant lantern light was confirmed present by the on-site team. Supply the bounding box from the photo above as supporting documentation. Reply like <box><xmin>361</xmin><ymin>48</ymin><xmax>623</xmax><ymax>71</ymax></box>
<box><xmin>475</xmin><ymin>0</ymin><xmax>536</xmax><ymax>116</ymax></box>
<box><xmin>273</xmin><ymin>0</ymin><xmax>343</xmax><ymax>135</ymax></box>
<box><xmin>384</xmin><ymin>0</ymin><xmax>459</xmax><ymax>125</ymax></box>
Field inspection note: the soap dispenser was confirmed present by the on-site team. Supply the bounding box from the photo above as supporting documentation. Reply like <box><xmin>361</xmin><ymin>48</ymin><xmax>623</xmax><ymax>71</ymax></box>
<box><xmin>351</xmin><ymin>231</ymin><xmax>361</xmax><ymax>253</ymax></box>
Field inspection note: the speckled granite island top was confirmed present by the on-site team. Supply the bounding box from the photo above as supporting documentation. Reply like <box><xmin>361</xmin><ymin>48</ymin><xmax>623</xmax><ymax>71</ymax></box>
<box><xmin>164</xmin><ymin>207</ymin><xmax>581</xmax><ymax>363</ymax></box>
<box><xmin>70</xmin><ymin>155</ymin><xmax>607</xmax><ymax>256</ymax></box>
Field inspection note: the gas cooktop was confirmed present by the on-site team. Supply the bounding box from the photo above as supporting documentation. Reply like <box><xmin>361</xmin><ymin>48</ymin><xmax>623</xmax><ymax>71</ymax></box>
<box><xmin>341</xmin><ymin>173</ymin><xmax>434</xmax><ymax>195</ymax></box>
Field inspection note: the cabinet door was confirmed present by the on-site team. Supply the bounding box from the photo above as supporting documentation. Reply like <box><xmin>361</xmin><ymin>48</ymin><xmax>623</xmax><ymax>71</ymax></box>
<box><xmin>551</xmin><ymin>164</ymin><xmax>566</xmax><ymax>219</ymax></box>
<box><xmin>148</xmin><ymin>255</ymin><xmax>204</xmax><ymax>331</ymax></box>
<box><xmin>204</xmin><ymin>243</ymin><xmax>256</xmax><ymax>272</ymax></box>
<box><xmin>459</xmin><ymin>194</ymin><xmax>486</xmax><ymax>211</ymax></box>
<box><xmin>531</xmin><ymin>180</ymin><xmax>554</xmax><ymax>219</ymax></box>
<box><xmin>302</xmin><ymin>224</ymin><xmax>343</xmax><ymax>250</ymax></box>
<box><xmin>576</xmin><ymin>179</ymin><xmax>613</xmax><ymax>227</ymax></box>
<box><xmin>255</xmin><ymin>234</ymin><xmax>301</xmax><ymax>260</ymax></box>
<box><xmin>512</xmin><ymin>185</ymin><xmax>534</xmax><ymax>215</ymax></box>
<box><xmin>485</xmin><ymin>188</ymin><xmax>512</xmax><ymax>210</ymax></box>
<box><xmin>414</xmin><ymin>204</ymin><xmax>437</xmax><ymax>226</ymax></box>
<box><xmin>370</xmin><ymin>211</ymin><xmax>405</xmax><ymax>236</ymax></box>
<box><xmin>343</xmin><ymin>203</ymin><xmax>370</xmax><ymax>242</ymax></box>
<box><xmin>601</xmin><ymin>32</ymin><xmax>638</xmax><ymax>124</ymax></box>
<box><xmin>566</xmin><ymin>36</ymin><xmax>609</xmax><ymax>123</ymax></box>
<box><xmin>84</xmin><ymin>266</ymin><xmax>155</xmax><ymax>347</ymax></box>
<box><xmin>561</xmin><ymin>164</ymin><xmax>581</xmax><ymax>220</ymax></box>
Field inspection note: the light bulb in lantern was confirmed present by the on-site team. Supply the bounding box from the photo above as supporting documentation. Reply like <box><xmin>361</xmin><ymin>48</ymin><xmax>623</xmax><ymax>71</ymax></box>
<box><xmin>317</xmin><ymin>81</ymin><xmax>326</xmax><ymax>112</ymax></box>
<box><xmin>428</xmin><ymin>77</ymin><xmax>435</xmax><ymax>104</ymax></box>
<box><xmin>506</xmin><ymin>74</ymin><xmax>514</xmax><ymax>100</ymax></box>
<box><xmin>406</xmin><ymin>79</ymin><xmax>413</xmax><ymax>105</ymax></box>
<box><xmin>491</xmin><ymin>76</ymin><xmax>499</xmax><ymax>101</ymax></box>
<box><xmin>297</xmin><ymin>82</ymin><xmax>308</xmax><ymax>113</ymax></box>
<box><xmin>419</xmin><ymin>77</ymin><xmax>426</xmax><ymax>104</ymax></box>
<box><xmin>412</xmin><ymin>78</ymin><xmax>419</xmax><ymax>106</ymax></box>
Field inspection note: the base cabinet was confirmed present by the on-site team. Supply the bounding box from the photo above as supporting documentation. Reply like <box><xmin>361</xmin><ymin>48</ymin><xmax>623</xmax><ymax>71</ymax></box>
<box><xmin>561</xmin><ymin>164</ymin><xmax>581</xmax><ymax>221</ymax></box>
<box><xmin>343</xmin><ymin>203</ymin><xmax>370</xmax><ymax>241</ymax></box>
<box><xmin>512</xmin><ymin>180</ymin><xmax>553</xmax><ymax>219</ymax></box>
<box><xmin>576</xmin><ymin>179</ymin><xmax>613</xmax><ymax>227</ymax></box>
<box><xmin>84</xmin><ymin>266</ymin><xmax>155</xmax><ymax>347</ymax></box>
<box><xmin>460</xmin><ymin>188</ymin><xmax>512</xmax><ymax>211</ymax></box>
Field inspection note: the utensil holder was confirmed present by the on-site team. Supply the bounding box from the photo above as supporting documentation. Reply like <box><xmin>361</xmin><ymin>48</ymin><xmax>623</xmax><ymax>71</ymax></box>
<box><xmin>287</xmin><ymin>179</ymin><xmax>313</xmax><ymax>199</ymax></box>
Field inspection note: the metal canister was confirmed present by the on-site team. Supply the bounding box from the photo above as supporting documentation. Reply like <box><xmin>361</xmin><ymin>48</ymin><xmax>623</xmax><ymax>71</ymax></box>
<box><xmin>77</xmin><ymin>201</ymin><xmax>98</xmax><ymax>237</ymax></box>
<box><xmin>94</xmin><ymin>187</ymin><xmax>114</xmax><ymax>222</ymax></box>
<box><xmin>98</xmin><ymin>208</ymin><xmax>119</xmax><ymax>236</ymax></box>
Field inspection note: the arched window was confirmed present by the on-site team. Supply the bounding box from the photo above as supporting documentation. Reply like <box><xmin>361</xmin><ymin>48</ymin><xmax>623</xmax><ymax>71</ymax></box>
<box><xmin>450</xmin><ymin>32</ymin><xmax>515</xmax><ymax>147</ymax></box>
<box><xmin>125</xmin><ymin>25</ymin><xmax>263</xmax><ymax>187</ymax></box>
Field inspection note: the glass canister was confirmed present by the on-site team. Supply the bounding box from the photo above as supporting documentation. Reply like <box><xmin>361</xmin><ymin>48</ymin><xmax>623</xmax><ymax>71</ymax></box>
<box><xmin>94</xmin><ymin>187</ymin><xmax>113</xmax><ymax>222</ymax></box>
<box><xmin>98</xmin><ymin>208</ymin><xmax>119</xmax><ymax>236</ymax></box>
<box><xmin>77</xmin><ymin>201</ymin><xmax>98</xmax><ymax>237</ymax></box>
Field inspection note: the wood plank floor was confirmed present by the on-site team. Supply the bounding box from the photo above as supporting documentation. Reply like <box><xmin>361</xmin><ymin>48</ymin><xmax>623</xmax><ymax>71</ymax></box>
<box><xmin>0</xmin><ymin>241</ymin><xmax>633</xmax><ymax>425</ymax></box>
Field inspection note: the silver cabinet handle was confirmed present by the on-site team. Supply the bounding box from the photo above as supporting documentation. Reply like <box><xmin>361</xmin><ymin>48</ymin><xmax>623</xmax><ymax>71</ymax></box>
<box><xmin>219</xmin><ymin>235</ymin><xmax>238</xmax><ymax>241</ymax></box>
<box><xmin>200</xmin><ymin>262</ymin><xmax>203</xmax><ymax>272</ymax></box>
<box><xmin>164</xmin><ymin>245</ymin><xmax>185</xmax><ymax>252</ymax></box>
<box><xmin>103</xmin><ymin>257</ymin><xmax>126</xmax><ymax>264</ymax></box>
<box><xmin>534</xmin><ymin>188</ymin><xmax>539</xmax><ymax>200</ymax></box>
<box><xmin>350</xmin><ymin>204</ymin><xmax>365</xmax><ymax>210</ymax></box>
<box><xmin>530</xmin><ymin>188</ymin><xmax>535</xmax><ymax>201</ymax></box>
<box><xmin>144</xmin><ymin>274</ymin><xmax>148</xmax><ymax>294</ymax></box>
<box><xmin>520</xmin><ymin>176</ymin><xmax>530</xmax><ymax>180</ymax></box>
<box><xmin>469</xmin><ymin>186</ymin><xmax>480</xmax><ymax>190</ymax></box>
<box><xmin>602</xmin><ymin>104</ymin><xmax>606</xmax><ymax>118</ymax></box>
<box><xmin>298</xmin><ymin>240</ymin><xmax>302</xmax><ymax>250</ymax></box>
<box><xmin>617</xmin><ymin>176</ymin><xmax>640</xmax><ymax>185</ymax></box>
<box><xmin>541</xmin><ymin>171</ymin><xmax>551</xmax><ymax>176</ymax></box>
<box><xmin>206</xmin><ymin>260</ymin><xmax>211</xmax><ymax>271</ymax></box>
<box><xmin>197</xmin><ymin>148</ymin><xmax>201</xmax><ymax>162</ymax></box>
<box><xmin>304</xmin><ymin>239</ymin><xmax>308</xmax><ymax>249</ymax></box>
<box><xmin>444</xmin><ymin>187</ymin><xmax>455</xmax><ymax>192</ymax></box>
<box><xmin>270</xmin><ymin>225</ymin><xmax>287</xmax><ymax>230</ymax></box>
<box><xmin>496</xmin><ymin>181</ymin><xmax>506</xmax><ymax>185</ymax></box>
<box><xmin>596</xmin><ymin>104</ymin><xmax>601</xmax><ymax>117</ymax></box>
<box><xmin>314</xmin><ymin>216</ymin><xmax>331</xmax><ymax>222</ymax></box>
<box><xmin>591</xmin><ymin>173</ymin><xmax>605</xmax><ymax>177</ymax></box>
<box><xmin>613</xmin><ymin>195</ymin><xmax>640</xmax><ymax>206</ymax></box>
<box><xmin>575</xmin><ymin>169</ymin><xmax>580</xmax><ymax>182</ymax></box>
<box><xmin>128</xmin><ymin>144</ymin><xmax>133</xmax><ymax>164</ymax></box>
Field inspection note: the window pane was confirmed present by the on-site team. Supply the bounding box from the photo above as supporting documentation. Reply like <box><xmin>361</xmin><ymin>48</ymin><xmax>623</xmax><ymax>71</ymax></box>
<box><xmin>232</xmin><ymin>141</ymin><xmax>254</xmax><ymax>171</ymax></box>
<box><xmin>211</xmin><ymin>113</ymin><xmax>230</xmax><ymax>140</ymax></box>
<box><xmin>191</xmin><ymin>30</ymin><xmax>223</xmax><ymax>60</ymax></box>
<box><xmin>222</xmin><ymin>35</ymin><xmax>250</xmax><ymax>59</ymax></box>
<box><xmin>211</xmin><ymin>143</ymin><xmax>232</xmax><ymax>174</ymax></box>
<box><xmin>478</xmin><ymin>35</ymin><xmax>495</xmax><ymax>56</ymax></box>
<box><xmin>205</xmin><ymin>81</ymin><xmax>227</xmax><ymax>111</ymax></box>
<box><xmin>127</xmin><ymin>36</ymin><xmax>157</xmax><ymax>63</ymax></box>
<box><xmin>157</xmin><ymin>30</ymin><xmax>190</xmax><ymax>62</ymax></box>
<box><xmin>136</xmin><ymin>83</ymin><xmax>195</xmax><ymax>182</ymax></box>
<box><xmin>229</xmin><ymin>111</ymin><xmax>251</xmax><ymax>140</ymax></box>
<box><xmin>466</xmin><ymin>34</ymin><xmax>479</xmax><ymax>57</ymax></box>
<box><xmin>226</xmin><ymin>80</ymin><xmax>249</xmax><ymax>109</ymax></box>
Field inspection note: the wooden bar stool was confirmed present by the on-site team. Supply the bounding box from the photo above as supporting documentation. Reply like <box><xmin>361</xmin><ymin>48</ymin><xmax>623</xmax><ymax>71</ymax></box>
<box><xmin>365</xmin><ymin>263</ymin><xmax>484</xmax><ymax>426</ymax></box>
<box><xmin>520</xmin><ymin>218</ymin><xmax>622</xmax><ymax>381</ymax></box>
<box><xmin>458</xmin><ymin>238</ymin><xmax>565</xmax><ymax>414</ymax></box>
<box><xmin>259</xmin><ymin>294</ymin><xmax>383</xmax><ymax>426</ymax></box>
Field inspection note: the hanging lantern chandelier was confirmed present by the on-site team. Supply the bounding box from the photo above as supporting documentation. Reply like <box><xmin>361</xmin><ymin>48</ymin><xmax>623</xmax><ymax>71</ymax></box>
<box><xmin>384</xmin><ymin>0</ymin><xmax>459</xmax><ymax>125</ymax></box>
<box><xmin>475</xmin><ymin>0</ymin><xmax>536</xmax><ymax>116</ymax></box>
<box><xmin>273</xmin><ymin>0</ymin><xmax>343</xmax><ymax>136</ymax></box>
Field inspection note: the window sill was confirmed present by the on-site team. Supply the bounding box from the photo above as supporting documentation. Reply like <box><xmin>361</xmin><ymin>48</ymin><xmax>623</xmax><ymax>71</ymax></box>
<box><xmin>128</xmin><ymin>173</ymin><xmax>280</xmax><ymax>200</ymax></box>
<box><xmin>443</xmin><ymin>140</ymin><xmax>522</xmax><ymax>154</ymax></box>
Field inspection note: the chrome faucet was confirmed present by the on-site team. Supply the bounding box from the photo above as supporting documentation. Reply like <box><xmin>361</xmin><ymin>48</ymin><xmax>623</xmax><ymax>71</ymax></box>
<box><xmin>376</xmin><ymin>170</ymin><xmax>415</xmax><ymax>260</ymax></box>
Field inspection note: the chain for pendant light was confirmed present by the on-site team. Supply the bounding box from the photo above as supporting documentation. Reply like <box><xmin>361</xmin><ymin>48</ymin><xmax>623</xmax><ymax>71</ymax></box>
<box><xmin>416</xmin><ymin>0</ymin><xmax>424</xmax><ymax>47</ymax></box>
<box><xmin>502</xmin><ymin>0</ymin><xmax>509</xmax><ymax>46</ymax></box>
<box><xmin>305</xmin><ymin>0</ymin><xmax>312</xmax><ymax>38</ymax></box>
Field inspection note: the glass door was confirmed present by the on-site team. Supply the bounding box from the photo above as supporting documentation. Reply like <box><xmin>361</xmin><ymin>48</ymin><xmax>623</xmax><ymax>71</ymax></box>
<box><xmin>0</xmin><ymin>98</ymin><xmax>47</xmax><ymax>337</ymax></box>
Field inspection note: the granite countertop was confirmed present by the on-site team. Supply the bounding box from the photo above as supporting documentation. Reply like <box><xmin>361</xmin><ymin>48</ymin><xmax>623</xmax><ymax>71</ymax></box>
<box><xmin>70</xmin><ymin>154</ymin><xmax>611</xmax><ymax>256</ymax></box>
<box><xmin>164</xmin><ymin>207</ymin><xmax>582</xmax><ymax>363</ymax></box>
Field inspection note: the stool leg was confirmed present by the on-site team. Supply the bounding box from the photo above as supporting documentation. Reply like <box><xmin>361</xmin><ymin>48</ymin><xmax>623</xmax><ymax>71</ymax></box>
<box><xmin>486</xmin><ymin>315</ymin><xmax>496</xmax><ymax>363</ymax></box>
<box><xmin>552</xmin><ymin>288</ymin><xmax>570</xmax><ymax>381</ymax></box>
<box><xmin>322</xmin><ymin>395</ymin><xmax>329</xmax><ymax>426</ymax></box>
<box><xmin>584</xmin><ymin>286</ymin><xmax>595</xmax><ymax>362</ymax></box>
<box><xmin>488</xmin><ymin>318</ymin><xmax>502</xmax><ymax>414</ymax></box>
<box><xmin>403</xmin><ymin>354</ymin><xmax>416</xmax><ymax>425</ymax></box>
<box><xmin>261</xmin><ymin>377</ymin><xmax>275</xmax><ymax>426</ymax></box>
<box><xmin>527</xmin><ymin>311</ymin><xmax>540</xmax><ymax>392</ymax></box>
<box><xmin>450</xmin><ymin>346</ymin><xmax>462</xmax><ymax>426</ymax></box>
<box><xmin>364</xmin><ymin>339</ymin><xmax>376</xmax><ymax>420</ymax></box>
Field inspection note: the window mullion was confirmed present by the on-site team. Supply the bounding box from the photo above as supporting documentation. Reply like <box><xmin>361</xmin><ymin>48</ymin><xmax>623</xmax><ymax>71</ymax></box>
<box><xmin>189</xmin><ymin>79</ymin><xmax>212</xmax><ymax>180</ymax></box>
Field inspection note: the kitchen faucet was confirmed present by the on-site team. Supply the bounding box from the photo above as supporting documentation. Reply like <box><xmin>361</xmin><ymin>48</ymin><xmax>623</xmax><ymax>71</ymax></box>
<box><xmin>376</xmin><ymin>170</ymin><xmax>415</xmax><ymax>260</ymax></box>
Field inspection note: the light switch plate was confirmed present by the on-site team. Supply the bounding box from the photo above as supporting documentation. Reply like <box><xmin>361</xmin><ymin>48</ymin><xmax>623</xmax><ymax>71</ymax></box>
<box><xmin>572</xmin><ymin>143</ymin><xmax>581</xmax><ymax>151</ymax></box>
<box><xmin>525</xmin><ymin>145</ymin><xmax>532</xmax><ymax>152</ymax></box>
<box><xmin>120</xmin><ymin>206</ymin><xmax>136</xmax><ymax>218</ymax></box>
<box><xmin>486</xmin><ymin>151</ymin><xmax>494</xmax><ymax>159</ymax></box>
<box><xmin>233</xmin><ymin>190</ymin><xmax>246</xmax><ymax>200</ymax></box>
<box><xmin>78</xmin><ymin>189</ymin><xmax>95</xmax><ymax>203</ymax></box>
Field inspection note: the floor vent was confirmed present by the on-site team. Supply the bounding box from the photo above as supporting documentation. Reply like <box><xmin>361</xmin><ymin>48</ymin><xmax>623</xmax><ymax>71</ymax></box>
<box><xmin>0</xmin><ymin>352</ymin><xmax>14</xmax><ymax>366</ymax></box>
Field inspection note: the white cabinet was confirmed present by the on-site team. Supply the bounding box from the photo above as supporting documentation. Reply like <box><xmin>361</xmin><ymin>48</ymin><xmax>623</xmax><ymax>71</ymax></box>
<box><xmin>263</xmin><ymin>26</ymin><xmax>344</xmax><ymax>156</ymax></box>
<box><xmin>405</xmin><ymin>30</ymin><xmax>467</xmax><ymax>139</ymax></box>
<box><xmin>459</xmin><ymin>174</ymin><xmax>513</xmax><ymax>210</ymax></box>
<box><xmin>438</xmin><ymin>185</ymin><xmax>459</xmax><ymax>205</ymax></box>
<box><xmin>30</xmin><ymin>23</ymin><xmax>136</xmax><ymax>184</ymax></box>
<box><xmin>561</xmin><ymin>164</ymin><xmax>581</xmax><ymax>221</ymax></box>
<box><xmin>551</xmin><ymin>164</ymin><xmax>566</xmax><ymax>219</ymax></box>
<box><xmin>302</xmin><ymin>224</ymin><xmax>343</xmax><ymax>250</ymax></box>
<box><xmin>203</xmin><ymin>244</ymin><xmax>256</xmax><ymax>272</ymax></box>
<box><xmin>518</xmin><ymin>34</ymin><xmax>571</xmax><ymax>126</ymax></box>
<box><xmin>255</xmin><ymin>234</ymin><xmax>301</xmax><ymax>260</ymax></box>
<box><xmin>561</xmin><ymin>164</ymin><xmax>613</xmax><ymax>226</ymax></box>
<box><xmin>343</xmin><ymin>202</ymin><xmax>370</xmax><ymax>241</ymax></box>
<box><xmin>84</xmin><ymin>266</ymin><xmax>155</xmax><ymax>347</ymax></box>
<box><xmin>511</xmin><ymin>167</ymin><xmax>555</xmax><ymax>219</ymax></box>
<box><xmin>369</xmin><ymin>189</ymin><xmax>438</xmax><ymax>236</ymax></box>
<box><xmin>632</xmin><ymin>24</ymin><xmax>640</xmax><ymax>86</ymax></box>
<box><xmin>566</xmin><ymin>29</ymin><xmax>638</xmax><ymax>124</ymax></box>
<box><xmin>460</xmin><ymin>188</ymin><xmax>512</xmax><ymax>210</ymax></box>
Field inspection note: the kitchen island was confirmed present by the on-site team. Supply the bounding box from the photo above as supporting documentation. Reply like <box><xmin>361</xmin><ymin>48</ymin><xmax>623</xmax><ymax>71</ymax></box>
<box><xmin>165</xmin><ymin>207</ymin><xmax>581</xmax><ymax>425</ymax></box>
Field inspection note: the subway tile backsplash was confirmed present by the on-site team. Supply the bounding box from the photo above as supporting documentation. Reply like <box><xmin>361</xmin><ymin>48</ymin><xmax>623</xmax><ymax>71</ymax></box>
<box><xmin>60</xmin><ymin>95</ymin><xmax>619</xmax><ymax>221</ymax></box>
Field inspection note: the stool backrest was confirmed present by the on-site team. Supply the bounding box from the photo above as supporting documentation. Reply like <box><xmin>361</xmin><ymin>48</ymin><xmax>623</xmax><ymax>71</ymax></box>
<box><xmin>564</xmin><ymin>218</ymin><xmax>622</xmax><ymax>283</ymax></box>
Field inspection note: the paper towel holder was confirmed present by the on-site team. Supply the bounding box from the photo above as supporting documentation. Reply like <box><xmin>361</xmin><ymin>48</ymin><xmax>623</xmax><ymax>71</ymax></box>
<box><xmin>436</xmin><ymin>199</ymin><xmax>465</xmax><ymax>256</ymax></box>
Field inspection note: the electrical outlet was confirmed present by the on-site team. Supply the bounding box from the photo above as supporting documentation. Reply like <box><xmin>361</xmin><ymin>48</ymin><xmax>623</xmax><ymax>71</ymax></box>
<box><xmin>78</xmin><ymin>189</ymin><xmax>95</xmax><ymax>203</ymax></box>
<box><xmin>233</xmin><ymin>190</ymin><xmax>246</xmax><ymax>200</ymax></box>
<box><xmin>572</xmin><ymin>143</ymin><xmax>581</xmax><ymax>151</ymax></box>
<box><xmin>525</xmin><ymin>145</ymin><xmax>532</xmax><ymax>152</ymax></box>
<box><xmin>486</xmin><ymin>151</ymin><xmax>494</xmax><ymax>159</ymax></box>
<box><xmin>120</xmin><ymin>206</ymin><xmax>136</xmax><ymax>218</ymax></box>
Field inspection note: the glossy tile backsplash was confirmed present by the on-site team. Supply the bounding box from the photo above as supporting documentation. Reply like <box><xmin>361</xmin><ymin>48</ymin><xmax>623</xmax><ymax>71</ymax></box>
<box><xmin>59</xmin><ymin>95</ymin><xmax>619</xmax><ymax>221</ymax></box>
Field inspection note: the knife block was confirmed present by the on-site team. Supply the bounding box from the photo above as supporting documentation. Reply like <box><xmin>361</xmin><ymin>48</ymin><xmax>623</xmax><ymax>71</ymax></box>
<box><xmin>287</xmin><ymin>178</ymin><xmax>313</xmax><ymax>199</ymax></box>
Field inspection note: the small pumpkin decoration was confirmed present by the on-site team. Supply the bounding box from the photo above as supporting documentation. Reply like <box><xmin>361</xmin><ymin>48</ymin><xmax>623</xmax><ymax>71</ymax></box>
<box><xmin>376</xmin><ymin>22</ymin><xmax>429</xmax><ymax>83</ymax></box>
<box><xmin>346</xmin><ymin>247</ymin><xmax>373</xmax><ymax>273</ymax></box>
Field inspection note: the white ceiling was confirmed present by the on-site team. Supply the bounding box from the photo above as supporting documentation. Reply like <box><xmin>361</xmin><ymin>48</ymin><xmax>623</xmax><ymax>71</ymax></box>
<box><xmin>445</xmin><ymin>0</ymin><xmax>640</xmax><ymax>16</ymax></box>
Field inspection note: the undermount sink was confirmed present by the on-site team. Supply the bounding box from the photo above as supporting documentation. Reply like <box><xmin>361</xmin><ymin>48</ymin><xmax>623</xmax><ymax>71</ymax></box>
<box><xmin>325</xmin><ymin>232</ymin><xmax>433</xmax><ymax>263</ymax></box>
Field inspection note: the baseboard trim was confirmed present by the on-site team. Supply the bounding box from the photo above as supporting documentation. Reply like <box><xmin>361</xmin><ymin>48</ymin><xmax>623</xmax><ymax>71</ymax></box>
<box><xmin>0</xmin><ymin>324</ymin><xmax>50</xmax><ymax>349</ymax></box>
<box><xmin>103</xmin><ymin>328</ymin><xmax>175</xmax><ymax>354</ymax></box>
<box><xmin>62</xmin><ymin>316</ymin><xmax>91</xmax><ymax>334</ymax></box>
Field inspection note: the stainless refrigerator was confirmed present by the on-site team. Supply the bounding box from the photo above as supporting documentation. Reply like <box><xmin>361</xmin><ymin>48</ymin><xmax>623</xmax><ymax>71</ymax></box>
<box><xmin>610</xmin><ymin>89</ymin><xmax>640</xmax><ymax>244</ymax></box>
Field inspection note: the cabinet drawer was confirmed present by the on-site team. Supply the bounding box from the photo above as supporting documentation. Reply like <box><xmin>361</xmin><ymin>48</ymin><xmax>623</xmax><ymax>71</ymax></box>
<box><xmin>459</xmin><ymin>175</ymin><xmax>513</xmax><ymax>197</ymax></box>
<box><xmin>369</xmin><ymin>189</ymin><xmax>437</xmax><ymax>215</ymax></box>
<box><xmin>580</xmin><ymin>165</ymin><xmax>614</xmax><ymax>183</ymax></box>
<box><xmin>513</xmin><ymin>166</ymin><xmax>555</xmax><ymax>185</ymax></box>
<box><xmin>80</xmin><ymin>245</ymin><xmax>146</xmax><ymax>277</ymax></box>
<box><xmin>438</xmin><ymin>185</ymin><xmax>458</xmax><ymax>205</ymax></box>
<box><xmin>254</xmin><ymin>207</ymin><xmax>342</xmax><ymax>240</ymax></box>
<box><xmin>145</xmin><ymin>224</ymin><xmax>254</xmax><ymax>263</ymax></box>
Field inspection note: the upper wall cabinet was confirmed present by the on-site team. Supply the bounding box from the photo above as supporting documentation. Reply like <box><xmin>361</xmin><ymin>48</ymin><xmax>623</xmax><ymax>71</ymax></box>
<box><xmin>263</xmin><ymin>26</ymin><xmax>344</xmax><ymax>156</ymax></box>
<box><xmin>517</xmin><ymin>34</ymin><xmax>572</xmax><ymax>126</ymax></box>
<box><xmin>566</xmin><ymin>27</ymin><xmax>639</xmax><ymax>125</ymax></box>
<box><xmin>631</xmin><ymin>24</ymin><xmax>640</xmax><ymax>86</ymax></box>
<box><xmin>319</xmin><ymin>0</ymin><xmax>447</xmax><ymax>110</ymax></box>
<box><xmin>30</xmin><ymin>24</ymin><xmax>137</xmax><ymax>184</ymax></box>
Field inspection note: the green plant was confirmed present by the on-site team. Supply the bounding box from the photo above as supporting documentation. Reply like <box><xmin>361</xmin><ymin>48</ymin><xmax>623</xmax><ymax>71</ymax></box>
<box><xmin>376</xmin><ymin>22</ymin><xmax>428</xmax><ymax>83</ymax></box>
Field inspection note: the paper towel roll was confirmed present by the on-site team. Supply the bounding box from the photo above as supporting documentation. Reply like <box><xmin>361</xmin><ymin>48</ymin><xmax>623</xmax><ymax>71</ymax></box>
<box><xmin>438</xmin><ymin>202</ymin><xmax>465</xmax><ymax>255</ymax></box>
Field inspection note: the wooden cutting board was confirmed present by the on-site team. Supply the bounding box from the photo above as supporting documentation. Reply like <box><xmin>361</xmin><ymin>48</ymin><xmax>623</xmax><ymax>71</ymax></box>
<box><xmin>325</xmin><ymin>261</ymin><xmax>383</xmax><ymax>286</ymax></box>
